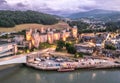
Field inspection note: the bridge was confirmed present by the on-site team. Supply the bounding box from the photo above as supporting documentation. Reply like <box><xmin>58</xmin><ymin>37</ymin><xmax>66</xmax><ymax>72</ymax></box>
<box><xmin>0</xmin><ymin>48</ymin><xmax>54</xmax><ymax>66</ymax></box>
<box><xmin>0</xmin><ymin>55</ymin><xmax>27</xmax><ymax>66</ymax></box>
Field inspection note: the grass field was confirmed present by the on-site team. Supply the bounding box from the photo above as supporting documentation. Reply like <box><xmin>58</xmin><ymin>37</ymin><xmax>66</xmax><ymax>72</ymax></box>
<box><xmin>0</xmin><ymin>22</ymin><xmax>71</xmax><ymax>32</ymax></box>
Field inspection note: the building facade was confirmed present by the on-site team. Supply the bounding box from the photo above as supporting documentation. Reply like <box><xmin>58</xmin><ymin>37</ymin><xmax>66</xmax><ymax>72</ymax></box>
<box><xmin>72</xmin><ymin>26</ymin><xmax>78</xmax><ymax>38</ymax></box>
<box><xmin>0</xmin><ymin>42</ymin><xmax>17</xmax><ymax>57</ymax></box>
<box><xmin>26</xmin><ymin>26</ymin><xmax>78</xmax><ymax>48</ymax></box>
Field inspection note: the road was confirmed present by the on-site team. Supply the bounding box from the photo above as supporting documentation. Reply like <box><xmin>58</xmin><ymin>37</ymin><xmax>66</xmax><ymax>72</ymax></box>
<box><xmin>0</xmin><ymin>48</ymin><xmax>53</xmax><ymax>66</ymax></box>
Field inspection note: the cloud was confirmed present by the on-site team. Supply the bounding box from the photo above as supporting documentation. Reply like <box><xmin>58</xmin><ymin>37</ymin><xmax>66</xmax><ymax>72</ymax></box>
<box><xmin>16</xmin><ymin>3</ymin><xmax>28</xmax><ymax>7</ymax></box>
<box><xmin>28</xmin><ymin>0</ymin><xmax>97</xmax><ymax>15</ymax></box>
<box><xmin>33</xmin><ymin>0</ymin><xmax>96</xmax><ymax>12</ymax></box>
<box><xmin>96</xmin><ymin>0</ymin><xmax>120</xmax><ymax>11</ymax></box>
<box><xmin>0</xmin><ymin>0</ymin><xmax>7</xmax><ymax>5</ymax></box>
<box><xmin>0</xmin><ymin>0</ymin><xmax>11</xmax><ymax>10</ymax></box>
<box><xmin>0</xmin><ymin>0</ymin><xmax>120</xmax><ymax>15</ymax></box>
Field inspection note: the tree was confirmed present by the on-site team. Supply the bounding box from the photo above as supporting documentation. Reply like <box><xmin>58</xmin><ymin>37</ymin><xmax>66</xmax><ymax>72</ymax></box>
<box><xmin>105</xmin><ymin>44</ymin><xmax>116</xmax><ymax>50</ymax></box>
<box><xmin>67</xmin><ymin>46</ymin><xmax>76</xmax><ymax>54</ymax></box>
<box><xmin>105</xmin><ymin>21</ymin><xmax>120</xmax><ymax>32</ymax></box>
<box><xmin>56</xmin><ymin>40</ymin><xmax>65</xmax><ymax>51</ymax></box>
<box><xmin>74</xmin><ymin>53</ymin><xmax>83</xmax><ymax>58</ymax></box>
<box><xmin>0</xmin><ymin>10</ymin><xmax>58</xmax><ymax>27</ymax></box>
<box><xmin>65</xmin><ymin>42</ymin><xmax>72</xmax><ymax>49</ymax></box>
<box><xmin>68</xmin><ymin>21</ymin><xmax>89</xmax><ymax>30</ymax></box>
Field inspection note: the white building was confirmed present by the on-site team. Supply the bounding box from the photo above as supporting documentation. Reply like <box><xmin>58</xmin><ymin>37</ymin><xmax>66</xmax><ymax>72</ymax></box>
<box><xmin>75</xmin><ymin>43</ymin><xmax>94</xmax><ymax>54</ymax></box>
<box><xmin>0</xmin><ymin>42</ymin><xmax>17</xmax><ymax>57</ymax></box>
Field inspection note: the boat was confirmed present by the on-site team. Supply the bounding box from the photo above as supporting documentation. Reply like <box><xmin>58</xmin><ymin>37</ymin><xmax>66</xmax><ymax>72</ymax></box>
<box><xmin>57</xmin><ymin>68</ymin><xmax>75</xmax><ymax>72</ymax></box>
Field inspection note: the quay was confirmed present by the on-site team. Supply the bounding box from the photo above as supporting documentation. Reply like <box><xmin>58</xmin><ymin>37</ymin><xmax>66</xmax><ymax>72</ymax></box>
<box><xmin>0</xmin><ymin>47</ymin><xmax>119</xmax><ymax>71</ymax></box>
<box><xmin>26</xmin><ymin>61</ymin><xmax>120</xmax><ymax>71</ymax></box>
<box><xmin>26</xmin><ymin>54</ymin><xmax>120</xmax><ymax>71</ymax></box>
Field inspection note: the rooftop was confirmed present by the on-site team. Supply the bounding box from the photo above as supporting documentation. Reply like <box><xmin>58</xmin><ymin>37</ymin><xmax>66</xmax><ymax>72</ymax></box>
<box><xmin>75</xmin><ymin>42</ymin><xmax>95</xmax><ymax>47</ymax></box>
<box><xmin>0</xmin><ymin>41</ymin><xmax>8</xmax><ymax>45</ymax></box>
<box><xmin>0</xmin><ymin>41</ymin><xmax>15</xmax><ymax>46</ymax></box>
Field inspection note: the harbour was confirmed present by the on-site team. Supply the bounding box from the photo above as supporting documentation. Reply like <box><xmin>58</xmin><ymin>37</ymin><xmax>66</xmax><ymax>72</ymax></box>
<box><xmin>26</xmin><ymin>52</ymin><xmax>120</xmax><ymax>71</ymax></box>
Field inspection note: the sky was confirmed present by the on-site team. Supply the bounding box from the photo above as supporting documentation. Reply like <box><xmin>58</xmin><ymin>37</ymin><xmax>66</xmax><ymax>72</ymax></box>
<box><xmin>0</xmin><ymin>0</ymin><xmax>120</xmax><ymax>16</ymax></box>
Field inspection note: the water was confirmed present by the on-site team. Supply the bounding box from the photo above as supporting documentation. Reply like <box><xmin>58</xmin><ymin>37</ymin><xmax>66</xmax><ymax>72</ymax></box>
<box><xmin>0</xmin><ymin>65</ymin><xmax>120</xmax><ymax>83</ymax></box>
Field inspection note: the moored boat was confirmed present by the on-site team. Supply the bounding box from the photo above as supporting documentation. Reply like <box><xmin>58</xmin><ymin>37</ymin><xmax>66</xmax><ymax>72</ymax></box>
<box><xmin>57</xmin><ymin>68</ymin><xmax>75</xmax><ymax>72</ymax></box>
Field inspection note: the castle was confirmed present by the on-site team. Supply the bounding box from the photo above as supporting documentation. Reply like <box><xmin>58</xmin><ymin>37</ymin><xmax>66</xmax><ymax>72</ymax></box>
<box><xmin>26</xmin><ymin>26</ymin><xmax>78</xmax><ymax>48</ymax></box>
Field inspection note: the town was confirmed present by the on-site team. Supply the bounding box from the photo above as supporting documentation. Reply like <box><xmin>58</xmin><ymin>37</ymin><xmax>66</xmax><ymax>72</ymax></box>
<box><xmin>0</xmin><ymin>22</ymin><xmax>120</xmax><ymax>72</ymax></box>
<box><xmin>1</xmin><ymin>0</ymin><xmax>120</xmax><ymax>83</ymax></box>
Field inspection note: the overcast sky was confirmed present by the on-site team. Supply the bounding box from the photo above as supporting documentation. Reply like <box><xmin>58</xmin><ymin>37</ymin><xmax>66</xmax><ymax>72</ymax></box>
<box><xmin>0</xmin><ymin>0</ymin><xmax>120</xmax><ymax>15</ymax></box>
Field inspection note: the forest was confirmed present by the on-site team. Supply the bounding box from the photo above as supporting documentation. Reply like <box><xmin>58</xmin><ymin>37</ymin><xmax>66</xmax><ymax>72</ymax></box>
<box><xmin>0</xmin><ymin>10</ymin><xmax>58</xmax><ymax>27</ymax></box>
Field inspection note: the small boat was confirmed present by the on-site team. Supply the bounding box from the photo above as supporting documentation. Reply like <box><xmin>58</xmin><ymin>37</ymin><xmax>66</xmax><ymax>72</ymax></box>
<box><xmin>57</xmin><ymin>68</ymin><xmax>75</xmax><ymax>72</ymax></box>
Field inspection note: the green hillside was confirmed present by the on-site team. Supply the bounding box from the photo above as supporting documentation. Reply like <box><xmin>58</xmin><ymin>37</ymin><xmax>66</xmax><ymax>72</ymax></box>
<box><xmin>0</xmin><ymin>10</ymin><xmax>58</xmax><ymax>27</ymax></box>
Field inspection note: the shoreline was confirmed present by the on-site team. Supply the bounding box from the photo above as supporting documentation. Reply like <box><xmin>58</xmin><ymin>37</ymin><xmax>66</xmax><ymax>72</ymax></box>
<box><xmin>25</xmin><ymin>61</ymin><xmax>120</xmax><ymax>72</ymax></box>
<box><xmin>0</xmin><ymin>62</ymin><xmax>119</xmax><ymax>73</ymax></box>
<box><xmin>26</xmin><ymin>52</ymin><xmax>120</xmax><ymax>72</ymax></box>
<box><xmin>0</xmin><ymin>64</ymin><xmax>22</xmax><ymax>71</ymax></box>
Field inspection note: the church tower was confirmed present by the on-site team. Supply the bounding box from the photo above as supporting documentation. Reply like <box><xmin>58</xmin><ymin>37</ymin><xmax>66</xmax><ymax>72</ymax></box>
<box><xmin>72</xmin><ymin>26</ymin><xmax>78</xmax><ymax>38</ymax></box>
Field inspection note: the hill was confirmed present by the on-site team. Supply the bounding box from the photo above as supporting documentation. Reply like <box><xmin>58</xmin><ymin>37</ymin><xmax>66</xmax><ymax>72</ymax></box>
<box><xmin>0</xmin><ymin>22</ymin><xmax>71</xmax><ymax>32</ymax></box>
<box><xmin>68</xmin><ymin>9</ymin><xmax>120</xmax><ymax>22</ymax></box>
<box><xmin>0</xmin><ymin>10</ymin><xmax>58</xmax><ymax>27</ymax></box>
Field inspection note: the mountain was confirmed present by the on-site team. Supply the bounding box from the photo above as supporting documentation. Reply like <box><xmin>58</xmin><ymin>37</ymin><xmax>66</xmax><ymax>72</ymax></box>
<box><xmin>68</xmin><ymin>9</ymin><xmax>120</xmax><ymax>22</ymax></box>
<box><xmin>0</xmin><ymin>10</ymin><xmax>58</xmax><ymax>27</ymax></box>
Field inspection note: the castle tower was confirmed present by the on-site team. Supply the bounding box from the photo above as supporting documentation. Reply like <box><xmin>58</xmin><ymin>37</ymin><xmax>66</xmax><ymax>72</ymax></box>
<box><xmin>61</xmin><ymin>30</ymin><xmax>67</xmax><ymax>41</ymax></box>
<box><xmin>26</xmin><ymin>29</ymin><xmax>32</xmax><ymax>41</ymax></box>
<box><xmin>47</xmin><ymin>28</ymin><xmax>50</xmax><ymax>32</ymax></box>
<box><xmin>72</xmin><ymin>26</ymin><xmax>78</xmax><ymax>38</ymax></box>
<box><xmin>40</xmin><ymin>27</ymin><xmax>45</xmax><ymax>33</ymax></box>
<box><xmin>47</xmin><ymin>32</ymin><xmax>54</xmax><ymax>44</ymax></box>
<box><xmin>26</xmin><ymin>29</ymin><xmax>40</xmax><ymax>49</ymax></box>
<box><xmin>66</xmin><ymin>27</ymin><xmax>70</xmax><ymax>32</ymax></box>
<box><xmin>32</xmin><ymin>32</ymin><xmax>40</xmax><ymax>48</ymax></box>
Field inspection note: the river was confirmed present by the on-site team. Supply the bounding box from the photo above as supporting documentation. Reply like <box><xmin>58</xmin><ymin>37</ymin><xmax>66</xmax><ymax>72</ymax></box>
<box><xmin>0</xmin><ymin>64</ymin><xmax>120</xmax><ymax>83</ymax></box>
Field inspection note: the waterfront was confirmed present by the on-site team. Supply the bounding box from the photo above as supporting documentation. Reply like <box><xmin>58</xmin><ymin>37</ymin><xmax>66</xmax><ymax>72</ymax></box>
<box><xmin>0</xmin><ymin>65</ymin><xmax>120</xmax><ymax>83</ymax></box>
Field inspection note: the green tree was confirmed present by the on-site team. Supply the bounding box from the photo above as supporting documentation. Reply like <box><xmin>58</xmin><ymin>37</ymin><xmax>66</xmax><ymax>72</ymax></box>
<box><xmin>105</xmin><ymin>44</ymin><xmax>116</xmax><ymax>50</ymax></box>
<box><xmin>65</xmin><ymin>42</ymin><xmax>72</xmax><ymax>49</ymax></box>
<box><xmin>0</xmin><ymin>10</ymin><xmax>58</xmax><ymax>27</ymax></box>
<box><xmin>56</xmin><ymin>40</ymin><xmax>65</xmax><ymax>51</ymax></box>
<box><xmin>74</xmin><ymin>53</ymin><xmax>83</xmax><ymax>58</ymax></box>
<box><xmin>67</xmin><ymin>46</ymin><xmax>76</xmax><ymax>54</ymax></box>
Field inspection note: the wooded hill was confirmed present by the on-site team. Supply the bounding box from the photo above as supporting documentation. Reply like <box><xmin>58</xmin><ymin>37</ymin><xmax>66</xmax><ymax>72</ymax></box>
<box><xmin>0</xmin><ymin>10</ymin><xmax>58</xmax><ymax>27</ymax></box>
